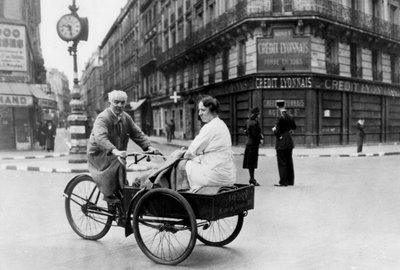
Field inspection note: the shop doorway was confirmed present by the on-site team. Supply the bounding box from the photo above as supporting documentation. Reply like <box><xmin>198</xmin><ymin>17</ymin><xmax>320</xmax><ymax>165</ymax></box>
<box><xmin>0</xmin><ymin>107</ymin><xmax>15</xmax><ymax>150</ymax></box>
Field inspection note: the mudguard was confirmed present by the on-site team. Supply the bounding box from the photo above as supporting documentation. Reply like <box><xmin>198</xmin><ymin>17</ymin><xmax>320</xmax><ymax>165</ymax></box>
<box><xmin>125</xmin><ymin>188</ymin><xmax>147</xmax><ymax>237</ymax></box>
<box><xmin>63</xmin><ymin>173</ymin><xmax>92</xmax><ymax>195</ymax></box>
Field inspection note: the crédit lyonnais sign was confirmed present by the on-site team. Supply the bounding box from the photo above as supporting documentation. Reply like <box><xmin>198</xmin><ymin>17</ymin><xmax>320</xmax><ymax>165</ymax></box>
<box><xmin>257</xmin><ymin>29</ymin><xmax>311</xmax><ymax>72</ymax></box>
<box><xmin>0</xmin><ymin>94</ymin><xmax>33</xmax><ymax>106</ymax></box>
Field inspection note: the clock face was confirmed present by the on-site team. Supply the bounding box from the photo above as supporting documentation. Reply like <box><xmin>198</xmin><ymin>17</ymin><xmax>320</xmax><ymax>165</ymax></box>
<box><xmin>57</xmin><ymin>14</ymin><xmax>82</xmax><ymax>41</ymax></box>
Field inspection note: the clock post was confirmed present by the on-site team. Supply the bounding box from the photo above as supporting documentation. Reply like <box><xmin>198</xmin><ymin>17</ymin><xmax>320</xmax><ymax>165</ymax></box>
<box><xmin>57</xmin><ymin>0</ymin><xmax>89</xmax><ymax>163</ymax></box>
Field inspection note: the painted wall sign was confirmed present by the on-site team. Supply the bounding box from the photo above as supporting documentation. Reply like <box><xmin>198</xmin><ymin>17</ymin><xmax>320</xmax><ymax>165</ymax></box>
<box><xmin>0</xmin><ymin>94</ymin><xmax>32</xmax><ymax>106</ymax></box>
<box><xmin>0</xmin><ymin>24</ymin><xmax>27</xmax><ymax>72</ymax></box>
<box><xmin>257</xmin><ymin>34</ymin><xmax>311</xmax><ymax>72</ymax></box>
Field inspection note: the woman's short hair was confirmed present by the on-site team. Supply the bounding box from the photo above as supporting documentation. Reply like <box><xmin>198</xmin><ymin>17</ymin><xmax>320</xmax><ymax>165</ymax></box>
<box><xmin>108</xmin><ymin>90</ymin><xmax>127</xmax><ymax>102</ymax></box>
<box><xmin>200</xmin><ymin>95</ymin><xmax>220</xmax><ymax>113</ymax></box>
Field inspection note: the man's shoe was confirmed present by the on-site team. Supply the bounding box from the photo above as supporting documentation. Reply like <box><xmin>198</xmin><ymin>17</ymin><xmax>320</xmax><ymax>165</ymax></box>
<box><xmin>274</xmin><ymin>184</ymin><xmax>287</xmax><ymax>187</ymax></box>
<box><xmin>249</xmin><ymin>179</ymin><xmax>260</xmax><ymax>186</ymax></box>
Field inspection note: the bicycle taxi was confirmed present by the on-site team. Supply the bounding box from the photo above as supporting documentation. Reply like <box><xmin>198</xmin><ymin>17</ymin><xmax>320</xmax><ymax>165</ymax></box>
<box><xmin>63</xmin><ymin>152</ymin><xmax>255</xmax><ymax>265</ymax></box>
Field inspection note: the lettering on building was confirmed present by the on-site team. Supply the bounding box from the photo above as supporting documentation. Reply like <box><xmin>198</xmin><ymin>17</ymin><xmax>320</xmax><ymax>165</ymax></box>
<box><xmin>0</xmin><ymin>95</ymin><xmax>33</xmax><ymax>106</ymax></box>
<box><xmin>256</xmin><ymin>76</ymin><xmax>312</xmax><ymax>89</ymax></box>
<box><xmin>257</xmin><ymin>35</ymin><xmax>311</xmax><ymax>72</ymax></box>
<box><xmin>315</xmin><ymin>77</ymin><xmax>400</xmax><ymax>97</ymax></box>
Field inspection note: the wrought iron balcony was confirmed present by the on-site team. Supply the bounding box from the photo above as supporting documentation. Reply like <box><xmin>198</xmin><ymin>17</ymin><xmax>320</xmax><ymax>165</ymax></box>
<box><xmin>237</xmin><ymin>63</ymin><xmax>245</xmax><ymax>76</ymax></box>
<box><xmin>138</xmin><ymin>47</ymin><xmax>161</xmax><ymax>68</ymax></box>
<box><xmin>326</xmin><ymin>61</ymin><xmax>339</xmax><ymax>75</ymax></box>
<box><xmin>158</xmin><ymin>0</ymin><xmax>400</xmax><ymax>66</ymax></box>
<box><xmin>208</xmin><ymin>73</ymin><xmax>215</xmax><ymax>84</ymax></box>
<box><xmin>373</xmin><ymin>70</ymin><xmax>383</xmax><ymax>81</ymax></box>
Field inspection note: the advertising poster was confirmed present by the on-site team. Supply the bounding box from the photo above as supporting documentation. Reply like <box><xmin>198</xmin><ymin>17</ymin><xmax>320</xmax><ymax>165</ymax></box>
<box><xmin>0</xmin><ymin>24</ymin><xmax>27</xmax><ymax>71</ymax></box>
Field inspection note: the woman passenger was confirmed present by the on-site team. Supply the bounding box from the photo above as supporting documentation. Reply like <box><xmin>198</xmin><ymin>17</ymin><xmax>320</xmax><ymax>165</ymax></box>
<box><xmin>184</xmin><ymin>96</ymin><xmax>236</xmax><ymax>190</ymax></box>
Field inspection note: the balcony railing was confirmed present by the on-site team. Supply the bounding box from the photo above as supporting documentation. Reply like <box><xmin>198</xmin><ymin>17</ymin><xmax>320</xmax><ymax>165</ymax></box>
<box><xmin>139</xmin><ymin>47</ymin><xmax>161</xmax><ymax>67</ymax></box>
<box><xmin>222</xmin><ymin>69</ymin><xmax>229</xmax><ymax>80</ymax></box>
<box><xmin>351</xmin><ymin>65</ymin><xmax>362</xmax><ymax>78</ymax></box>
<box><xmin>373</xmin><ymin>70</ymin><xmax>383</xmax><ymax>81</ymax></box>
<box><xmin>208</xmin><ymin>73</ymin><xmax>215</xmax><ymax>84</ymax></box>
<box><xmin>237</xmin><ymin>63</ymin><xmax>245</xmax><ymax>76</ymax></box>
<box><xmin>326</xmin><ymin>61</ymin><xmax>339</xmax><ymax>75</ymax></box>
<box><xmin>159</xmin><ymin>0</ymin><xmax>400</xmax><ymax>66</ymax></box>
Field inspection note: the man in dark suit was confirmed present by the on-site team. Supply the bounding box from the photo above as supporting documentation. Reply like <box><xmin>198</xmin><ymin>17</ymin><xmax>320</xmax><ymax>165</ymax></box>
<box><xmin>272</xmin><ymin>107</ymin><xmax>296</xmax><ymax>187</ymax></box>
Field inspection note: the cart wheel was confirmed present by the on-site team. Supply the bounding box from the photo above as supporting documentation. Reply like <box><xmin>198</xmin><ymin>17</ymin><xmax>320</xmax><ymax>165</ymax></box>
<box><xmin>64</xmin><ymin>175</ymin><xmax>112</xmax><ymax>240</ymax></box>
<box><xmin>132</xmin><ymin>188</ymin><xmax>197</xmax><ymax>265</ymax></box>
<box><xmin>197</xmin><ymin>213</ymin><xmax>244</xmax><ymax>246</ymax></box>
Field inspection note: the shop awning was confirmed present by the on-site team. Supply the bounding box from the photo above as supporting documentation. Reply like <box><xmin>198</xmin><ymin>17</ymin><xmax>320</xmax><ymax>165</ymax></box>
<box><xmin>0</xmin><ymin>82</ymin><xmax>34</xmax><ymax>107</ymax></box>
<box><xmin>129</xmin><ymin>99</ymin><xmax>146</xmax><ymax>111</ymax></box>
<box><xmin>0</xmin><ymin>83</ymin><xmax>57</xmax><ymax>108</ymax></box>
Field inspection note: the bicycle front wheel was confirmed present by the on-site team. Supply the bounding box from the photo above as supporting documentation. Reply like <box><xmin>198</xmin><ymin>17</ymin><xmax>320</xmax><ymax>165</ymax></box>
<box><xmin>64</xmin><ymin>175</ymin><xmax>112</xmax><ymax>240</ymax></box>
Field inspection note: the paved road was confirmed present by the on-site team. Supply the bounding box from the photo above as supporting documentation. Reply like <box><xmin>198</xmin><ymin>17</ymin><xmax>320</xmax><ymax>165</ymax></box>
<box><xmin>1</xmin><ymin>144</ymin><xmax>400</xmax><ymax>269</ymax></box>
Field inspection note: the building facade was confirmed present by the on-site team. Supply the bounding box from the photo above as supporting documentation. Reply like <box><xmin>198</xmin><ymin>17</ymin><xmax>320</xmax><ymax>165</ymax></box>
<box><xmin>0</xmin><ymin>0</ymin><xmax>54</xmax><ymax>150</ymax></box>
<box><xmin>46</xmin><ymin>68</ymin><xmax>71</xmax><ymax>127</ymax></box>
<box><xmin>80</xmin><ymin>49</ymin><xmax>104</xmax><ymax>125</ymax></box>
<box><xmin>92</xmin><ymin>0</ymin><xmax>400</xmax><ymax>146</ymax></box>
<box><xmin>154</xmin><ymin>0</ymin><xmax>400</xmax><ymax>146</ymax></box>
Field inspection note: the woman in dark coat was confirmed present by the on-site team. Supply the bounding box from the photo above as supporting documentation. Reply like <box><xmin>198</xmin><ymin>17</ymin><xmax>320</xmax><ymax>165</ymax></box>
<box><xmin>45</xmin><ymin>121</ymin><xmax>56</xmax><ymax>151</ymax></box>
<box><xmin>243</xmin><ymin>107</ymin><xmax>263</xmax><ymax>186</ymax></box>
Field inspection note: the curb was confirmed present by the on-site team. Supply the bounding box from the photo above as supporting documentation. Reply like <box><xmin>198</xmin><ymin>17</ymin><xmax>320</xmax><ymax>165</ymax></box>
<box><xmin>1</xmin><ymin>151</ymin><xmax>399</xmax><ymax>174</ymax></box>
<box><xmin>0</xmin><ymin>152</ymin><xmax>68</xmax><ymax>160</ymax></box>
<box><xmin>0</xmin><ymin>164</ymin><xmax>89</xmax><ymax>174</ymax></box>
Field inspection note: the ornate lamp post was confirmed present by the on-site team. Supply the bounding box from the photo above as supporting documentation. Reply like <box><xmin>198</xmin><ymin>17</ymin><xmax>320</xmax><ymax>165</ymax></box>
<box><xmin>56</xmin><ymin>0</ymin><xmax>89</xmax><ymax>163</ymax></box>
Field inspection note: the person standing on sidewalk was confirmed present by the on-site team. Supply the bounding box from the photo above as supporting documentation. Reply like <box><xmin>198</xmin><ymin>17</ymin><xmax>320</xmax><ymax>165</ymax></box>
<box><xmin>272</xmin><ymin>107</ymin><xmax>296</xmax><ymax>187</ymax></box>
<box><xmin>87</xmin><ymin>90</ymin><xmax>161</xmax><ymax>203</ymax></box>
<box><xmin>243</xmin><ymin>107</ymin><xmax>263</xmax><ymax>186</ymax></box>
<box><xmin>356</xmin><ymin>119</ymin><xmax>366</xmax><ymax>153</ymax></box>
<box><xmin>45</xmin><ymin>121</ymin><xmax>56</xmax><ymax>152</ymax></box>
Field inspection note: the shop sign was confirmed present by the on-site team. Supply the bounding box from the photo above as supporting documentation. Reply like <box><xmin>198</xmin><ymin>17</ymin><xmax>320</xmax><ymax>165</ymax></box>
<box><xmin>257</xmin><ymin>34</ymin><xmax>311</xmax><ymax>72</ymax></box>
<box><xmin>315</xmin><ymin>77</ymin><xmax>400</xmax><ymax>97</ymax></box>
<box><xmin>38</xmin><ymin>98</ymin><xmax>57</xmax><ymax>108</ymax></box>
<box><xmin>0</xmin><ymin>24</ymin><xmax>27</xmax><ymax>72</ymax></box>
<box><xmin>256</xmin><ymin>76</ymin><xmax>312</xmax><ymax>89</ymax></box>
<box><xmin>0</xmin><ymin>94</ymin><xmax>32</xmax><ymax>106</ymax></box>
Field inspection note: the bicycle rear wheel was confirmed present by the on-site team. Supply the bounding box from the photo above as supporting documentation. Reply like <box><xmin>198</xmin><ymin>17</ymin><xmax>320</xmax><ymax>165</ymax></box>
<box><xmin>64</xmin><ymin>175</ymin><xmax>112</xmax><ymax>240</ymax></box>
<box><xmin>196</xmin><ymin>213</ymin><xmax>244</xmax><ymax>246</ymax></box>
<box><xmin>131</xmin><ymin>188</ymin><xmax>197</xmax><ymax>265</ymax></box>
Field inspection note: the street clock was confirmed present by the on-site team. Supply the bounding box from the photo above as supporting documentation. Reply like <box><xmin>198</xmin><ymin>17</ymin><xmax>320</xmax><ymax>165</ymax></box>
<box><xmin>56</xmin><ymin>14</ymin><xmax>83</xmax><ymax>41</ymax></box>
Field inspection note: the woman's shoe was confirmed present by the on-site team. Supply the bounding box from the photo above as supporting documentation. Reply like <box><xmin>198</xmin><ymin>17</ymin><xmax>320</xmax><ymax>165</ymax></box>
<box><xmin>249</xmin><ymin>179</ymin><xmax>260</xmax><ymax>186</ymax></box>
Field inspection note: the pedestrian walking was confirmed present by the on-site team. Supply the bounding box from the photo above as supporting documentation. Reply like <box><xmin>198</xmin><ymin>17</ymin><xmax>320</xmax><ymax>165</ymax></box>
<box><xmin>167</xmin><ymin>119</ymin><xmax>175</xmax><ymax>142</ymax></box>
<box><xmin>165</xmin><ymin>121</ymin><xmax>171</xmax><ymax>142</ymax></box>
<box><xmin>272</xmin><ymin>106</ymin><xmax>296</xmax><ymax>187</ymax></box>
<box><xmin>38</xmin><ymin>121</ymin><xmax>46</xmax><ymax>150</ymax></box>
<box><xmin>356</xmin><ymin>119</ymin><xmax>366</xmax><ymax>153</ymax></box>
<box><xmin>243</xmin><ymin>107</ymin><xmax>263</xmax><ymax>186</ymax></box>
<box><xmin>45</xmin><ymin>121</ymin><xmax>56</xmax><ymax>152</ymax></box>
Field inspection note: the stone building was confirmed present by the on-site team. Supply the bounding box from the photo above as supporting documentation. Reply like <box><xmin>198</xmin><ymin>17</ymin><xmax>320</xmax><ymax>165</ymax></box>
<box><xmin>46</xmin><ymin>68</ymin><xmax>71</xmax><ymax>127</ymax></box>
<box><xmin>93</xmin><ymin>0</ymin><xmax>400</xmax><ymax>146</ymax></box>
<box><xmin>0</xmin><ymin>0</ymin><xmax>52</xmax><ymax>150</ymax></box>
<box><xmin>80</xmin><ymin>49</ymin><xmax>104</xmax><ymax>125</ymax></box>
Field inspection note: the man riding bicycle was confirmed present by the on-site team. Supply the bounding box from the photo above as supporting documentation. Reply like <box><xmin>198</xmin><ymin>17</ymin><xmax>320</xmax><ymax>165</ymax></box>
<box><xmin>87</xmin><ymin>90</ymin><xmax>161</xmax><ymax>203</ymax></box>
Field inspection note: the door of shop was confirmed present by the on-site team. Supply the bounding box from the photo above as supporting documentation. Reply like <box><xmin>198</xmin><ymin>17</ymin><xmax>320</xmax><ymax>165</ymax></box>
<box><xmin>0</xmin><ymin>107</ymin><xmax>15</xmax><ymax>150</ymax></box>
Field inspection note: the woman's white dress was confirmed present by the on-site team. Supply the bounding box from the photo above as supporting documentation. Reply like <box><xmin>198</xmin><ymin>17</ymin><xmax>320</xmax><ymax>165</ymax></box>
<box><xmin>185</xmin><ymin>117</ymin><xmax>236</xmax><ymax>189</ymax></box>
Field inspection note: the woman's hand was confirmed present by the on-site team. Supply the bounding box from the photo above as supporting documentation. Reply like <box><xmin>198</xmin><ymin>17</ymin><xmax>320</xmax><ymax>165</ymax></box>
<box><xmin>112</xmin><ymin>149</ymin><xmax>127</xmax><ymax>158</ymax></box>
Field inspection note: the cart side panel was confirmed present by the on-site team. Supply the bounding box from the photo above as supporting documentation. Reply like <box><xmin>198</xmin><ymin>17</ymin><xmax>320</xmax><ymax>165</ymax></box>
<box><xmin>182</xmin><ymin>184</ymin><xmax>255</xmax><ymax>220</ymax></box>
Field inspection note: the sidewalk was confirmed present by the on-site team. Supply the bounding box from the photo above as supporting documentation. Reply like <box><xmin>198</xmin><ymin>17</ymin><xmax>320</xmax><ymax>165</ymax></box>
<box><xmin>1</xmin><ymin>128</ymin><xmax>399</xmax><ymax>174</ymax></box>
